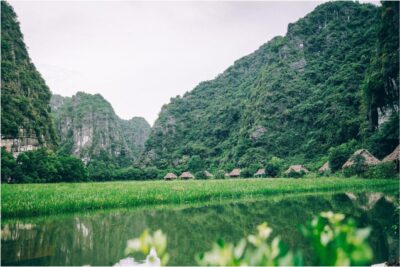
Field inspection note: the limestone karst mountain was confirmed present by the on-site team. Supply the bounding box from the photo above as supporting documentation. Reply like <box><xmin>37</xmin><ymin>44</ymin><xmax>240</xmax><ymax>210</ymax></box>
<box><xmin>1</xmin><ymin>1</ymin><xmax>57</xmax><ymax>156</ymax></box>
<box><xmin>50</xmin><ymin>93</ymin><xmax>151</xmax><ymax>165</ymax></box>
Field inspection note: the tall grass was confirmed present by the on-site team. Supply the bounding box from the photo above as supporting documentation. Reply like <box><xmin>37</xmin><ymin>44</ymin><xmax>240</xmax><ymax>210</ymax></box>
<box><xmin>1</xmin><ymin>178</ymin><xmax>398</xmax><ymax>218</ymax></box>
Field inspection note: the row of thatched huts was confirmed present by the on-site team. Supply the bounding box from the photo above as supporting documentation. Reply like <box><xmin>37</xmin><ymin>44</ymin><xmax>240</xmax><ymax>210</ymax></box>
<box><xmin>164</xmin><ymin>171</ymin><xmax>214</xmax><ymax>180</ymax></box>
<box><xmin>164</xmin><ymin>172</ymin><xmax>194</xmax><ymax>180</ymax></box>
<box><xmin>318</xmin><ymin>145</ymin><xmax>399</xmax><ymax>173</ymax></box>
<box><xmin>165</xmin><ymin>145</ymin><xmax>399</xmax><ymax>180</ymax></box>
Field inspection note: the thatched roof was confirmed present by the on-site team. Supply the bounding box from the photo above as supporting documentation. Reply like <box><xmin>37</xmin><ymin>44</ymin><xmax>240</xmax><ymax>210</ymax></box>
<box><xmin>179</xmin><ymin>171</ymin><xmax>194</xmax><ymax>179</ymax></box>
<box><xmin>383</xmin><ymin>145</ymin><xmax>399</xmax><ymax>162</ymax></box>
<box><xmin>204</xmin><ymin>171</ymin><xmax>214</xmax><ymax>178</ymax></box>
<box><xmin>255</xmin><ymin>169</ymin><xmax>266</xmax><ymax>176</ymax></box>
<box><xmin>342</xmin><ymin>149</ymin><xmax>380</xmax><ymax>169</ymax></box>
<box><xmin>229</xmin><ymin>168</ymin><xmax>241</xmax><ymax>177</ymax></box>
<box><xmin>164</xmin><ymin>173</ymin><xmax>177</xmax><ymax>180</ymax></box>
<box><xmin>284</xmin><ymin>165</ymin><xmax>309</xmax><ymax>174</ymax></box>
<box><xmin>318</xmin><ymin>162</ymin><xmax>330</xmax><ymax>173</ymax></box>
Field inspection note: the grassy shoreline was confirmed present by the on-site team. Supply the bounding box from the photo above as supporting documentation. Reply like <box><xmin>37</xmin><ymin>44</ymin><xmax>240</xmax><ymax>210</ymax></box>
<box><xmin>2</xmin><ymin>178</ymin><xmax>398</xmax><ymax>219</ymax></box>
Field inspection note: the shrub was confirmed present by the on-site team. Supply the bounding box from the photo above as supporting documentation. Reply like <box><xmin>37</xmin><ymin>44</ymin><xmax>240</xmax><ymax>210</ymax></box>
<box><xmin>352</xmin><ymin>154</ymin><xmax>367</xmax><ymax>176</ymax></box>
<box><xmin>303</xmin><ymin>172</ymin><xmax>319</xmax><ymax>179</ymax></box>
<box><xmin>343</xmin><ymin>167</ymin><xmax>356</xmax><ymax>178</ymax></box>
<box><xmin>195</xmin><ymin>171</ymin><xmax>207</xmax><ymax>179</ymax></box>
<box><xmin>215</xmin><ymin>170</ymin><xmax>226</xmax><ymax>179</ymax></box>
<box><xmin>328</xmin><ymin>141</ymin><xmax>358</xmax><ymax>172</ymax></box>
<box><xmin>113</xmin><ymin>167</ymin><xmax>144</xmax><ymax>180</ymax></box>
<box><xmin>287</xmin><ymin>170</ymin><xmax>306</xmax><ymax>178</ymax></box>
<box><xmin>240</xmin><ymin>168</ymin><xmax>253</xmax><ymax>178</ymax></box>
<box><xmin>58</xmin><ymin>156</ymin><xmax>88</xmax><ymax>182</ymax></box>
<box><xmin>1</xmin><ymin>147</ymin><xmax>17</xmax><ymax>183</ymax></box>
<box><xmin>364</xmin><ymin>162</ymin><xmax>397</xmax><ymax>179</ymax></box>
<box><xmin>188</xmin><ymin>155</ymin><xmax>204</xmax><ymax>173</ymax></box>
<box><xmin>142</xmin><ymin>167</ymin><xmax>160</xmax><ymax>179</ymax></box>
<box><xmin>318</xmin><ymin>169</ymin><xmax>332</xmax><ymax>177</ymax></box>
<box><xmin>266</xmin><ymin>156</ymin><xmax>284</xmax><ymax>177</ymax></box>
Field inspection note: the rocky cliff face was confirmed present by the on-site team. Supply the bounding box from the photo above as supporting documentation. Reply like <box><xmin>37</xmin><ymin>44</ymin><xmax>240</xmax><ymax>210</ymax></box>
<box><xmin>51</xmin><ymin>93</ymin><xmax>150</xmax><ymax>165</ymax></box>
<box><xmin>1</xmin><ymin>1</ymin><xmax>57</xmax><ymax>157</ymax></box>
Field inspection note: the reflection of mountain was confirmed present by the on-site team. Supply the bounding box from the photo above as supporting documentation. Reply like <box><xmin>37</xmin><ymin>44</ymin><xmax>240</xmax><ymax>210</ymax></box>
<box><xmin>344</xmin><ymin>192</ymin><xmax>395</xmax><ymax>211</ymax></box>
<box><xmin>1</xmin><ymin>192</ymin><xmax>398</xmax><ymax>266</ymax></box>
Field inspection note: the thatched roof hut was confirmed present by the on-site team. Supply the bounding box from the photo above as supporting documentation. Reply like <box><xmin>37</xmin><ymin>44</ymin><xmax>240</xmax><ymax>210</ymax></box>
<box><xmin>204</xmin><ymin>171</ymin><xmax>214</xmax><ymax>178</ymax></box>
<box><xmin>179</xmin><ymin>171</ymin><xmax>194</xmax><ymax>179</ymax></box>
<box><xmin>342</xmin><ymin>149</ymin><xmax>380</xmax><ymax>169</ymax></box>
<box><xmin>254</xmin><ymin>169</ymin><xmax>266</xmax><ymax>177</ymax></box>
<box><xmin>230</xmin><ymin>168</ymin><xmax>241</xmax><ymax>177</ymax></box>
<box><xmin>318</xmin><ymin>162</ymin><xmax>330</xmax><ymax>173</ymax></box>
<box><xmin>383</xmin><ymin>145</ymin><xmax>399</xmax><ymax>162</ymax></box>
<box><xmin>284</xmin><ymin>165</ymin><xmax>309</xmax><ymax>174</ymax></box>
<box><xmin>164</xmin><ymin>172</ymin><xmax>177</xmax><ymax>180</ymax></box>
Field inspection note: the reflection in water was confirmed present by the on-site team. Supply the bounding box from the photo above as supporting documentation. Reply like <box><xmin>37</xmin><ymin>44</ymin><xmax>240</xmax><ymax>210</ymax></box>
<box><xmin>1</xmin><ymin>192</ymin><xmax>399</xmax><ymax>266</ymax></box>
<box><xmin>113</xmin><ymin>248</ymin><xmax>161</xmax><ymax>267</ymax></box>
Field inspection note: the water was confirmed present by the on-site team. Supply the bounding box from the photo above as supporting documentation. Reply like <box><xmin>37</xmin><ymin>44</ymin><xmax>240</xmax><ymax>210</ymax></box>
<box><xmin>2</xmin><ymin>192</ymin><xmax>398</xmax><ymax>266</ymax></box>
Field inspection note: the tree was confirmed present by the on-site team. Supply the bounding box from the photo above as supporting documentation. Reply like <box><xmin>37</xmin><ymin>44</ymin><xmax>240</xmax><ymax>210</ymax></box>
<box><xmin>215</xmin><ymin>170</ymin><xmax>226</xmax><ymax>179</ymax></box>
<box><xmin>1</xmin><ymin>147</ymin><xmax>17</xmax><ymax>182</ymax></box>
<box><xmin>195</xmin><ymin>171</ymin><xmax>207</xmax><ymax>180</ymax></box>
<box><xmin>352</xmin><ymin>155</ymin><xmax>366</xmax><ymax>177</ymax></box>
<box><xmin>240</xmin><ymin>168</ymin><xmax>252</xmax><ymax>178</ymax></box>
<box><xmin>328</xmin><ymin>141</ymin><xmax>357</xmax><ymax>172</ymax></box>
<box><xmin>188</xmin><ymin>155</ymin><xmax>204</xmax><ymax>173</ymax></box>
<box><xmin>266</xmin><ymin>156</ymin><xmax>284</xmax><ymax>177</ymax></box>
<box><xmin>143</xmin><ymin>167</ymin><xmax>160</xmax><ymax>179</ymax></box>
<box><xmin>59</xmin><ymin>156</ymin><xmax>88</xmax><ymax>182</ymax></box>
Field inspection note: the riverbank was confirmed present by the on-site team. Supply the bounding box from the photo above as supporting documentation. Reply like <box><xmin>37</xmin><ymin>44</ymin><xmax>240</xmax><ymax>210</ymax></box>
<box><xmin>2</xmin><ymin>178</ymin><xmax>398</xmax><ymax>218</ymax></box>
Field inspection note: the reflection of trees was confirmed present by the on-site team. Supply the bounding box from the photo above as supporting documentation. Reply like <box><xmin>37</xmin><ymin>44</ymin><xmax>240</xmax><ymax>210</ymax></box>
<box><xmin>1</xmin><ymin>192</ymin><xmax>398</xmax><ymax>266</ymax></box>
<box><xmin>334</xmin><ymin>192</ymin><xmax>399</xmax><ymax>263</ymax></box>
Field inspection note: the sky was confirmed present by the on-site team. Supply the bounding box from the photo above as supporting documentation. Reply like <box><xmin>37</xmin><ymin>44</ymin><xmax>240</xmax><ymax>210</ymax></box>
<box><xmin>9</xmin><ymin>1</ymin><xmax>376</xmax><ymax>125</ymax></box>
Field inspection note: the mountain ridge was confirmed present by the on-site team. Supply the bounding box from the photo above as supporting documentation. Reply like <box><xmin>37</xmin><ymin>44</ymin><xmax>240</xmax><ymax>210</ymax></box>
<box><xmin>141</xmin><ymin>1</ymin><xmax>398</xmax><ymax>171</ymax></box>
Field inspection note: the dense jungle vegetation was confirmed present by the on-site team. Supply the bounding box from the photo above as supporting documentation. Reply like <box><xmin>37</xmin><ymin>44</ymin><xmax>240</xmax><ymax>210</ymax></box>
<box><xmin>143</xmin><ymin>1</ymin><xmax>399</xmax><ymax>172</ymax></box>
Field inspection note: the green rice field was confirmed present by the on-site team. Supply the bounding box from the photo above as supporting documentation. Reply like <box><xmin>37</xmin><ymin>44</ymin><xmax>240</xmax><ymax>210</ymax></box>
<box><xmin>2</xmin><ymin>178</ymin><xmax>398</xmax><ymax>219</ymax></box>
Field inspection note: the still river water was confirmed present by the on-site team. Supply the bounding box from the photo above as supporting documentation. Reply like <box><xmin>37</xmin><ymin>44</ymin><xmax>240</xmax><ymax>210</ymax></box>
<box><xmin>2</xmin><ymin>192</ymin><xmax>399</xmax><ymax>266</ymax></box>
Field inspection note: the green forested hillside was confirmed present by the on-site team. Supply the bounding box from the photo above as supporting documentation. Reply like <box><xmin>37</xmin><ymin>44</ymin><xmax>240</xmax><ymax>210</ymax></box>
<box><xmin>143</xmin><ymin>2</ymin><xmax>399</xmax><ymax>171</ymax></box>
<box><xmin>1</xmin><ymin>1</ymin><xmax>56</xmax><ymax>146</ymax></box>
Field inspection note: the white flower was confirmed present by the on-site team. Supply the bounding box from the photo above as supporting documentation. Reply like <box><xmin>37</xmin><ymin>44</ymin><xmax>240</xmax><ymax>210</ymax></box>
<box><xmin>247</xmin><ymin>235</ymin><xmax>258</xmax><ymax>245</ymax></box>
<box><xmin>127</xmin><ymin>239</ymin><xmax>141</xmax><ymax>251</ymax></box>
<box><xmin>144</xmin><ymin>247</ymin><xmax>161</xmax><ymax>267</ymax></box>
<box><xmin>257</xmin><ymin>223</ymin><xmax>272</xmax><ymax>239</ymax></box>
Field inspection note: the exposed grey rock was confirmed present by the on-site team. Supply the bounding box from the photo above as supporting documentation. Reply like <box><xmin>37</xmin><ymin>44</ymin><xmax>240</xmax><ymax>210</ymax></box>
<box><xmin>51</xmin><ymin>92</ymin><xmax>151</xmax><ymax>164</ymax></box>
<box><xmin>50</xmin><ymin>94</ymin><xmax>69</xmax><ymax>112</ymax></box>
<box><xmin>289</xmin><ymin>58</ymin><xmax>307</xmax><ymax>71</ymax></box>
<box><xmin>1</xmin><ymin>128</ymin><xmax>41</xmax><ymax>157</ymax></box>
<box><xmin>250</xmin><ymin>125</ymin><xmax>267</xmax><ymax>141</ymax></box>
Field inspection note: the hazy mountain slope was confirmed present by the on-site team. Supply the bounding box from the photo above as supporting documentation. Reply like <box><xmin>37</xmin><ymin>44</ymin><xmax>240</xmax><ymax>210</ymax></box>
<box><xmin>51</xmin><ymin>93</ymin><xmax>151</xmax><ymax>165</ymax></box>
<box><xmin>120</xmin><ymin>117</ymin><xmax>151</xmax><ymax>158</ymax></box>
<box><xmin>1</xmin><ymin>1</ymin><xmax>57</xmax><ymax>156</ymax></box>
<box><xmin>143</xmin><ymin>2</ymin><xmax>398</xmax><ymax>170</ymax></box>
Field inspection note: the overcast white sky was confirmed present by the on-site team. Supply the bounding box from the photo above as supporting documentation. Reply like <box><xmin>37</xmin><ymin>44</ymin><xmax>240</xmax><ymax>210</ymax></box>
<box><xmin>9</xmin><ymin>1</ymin><xmax>377</xmax><ymax>125</ymax></box>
